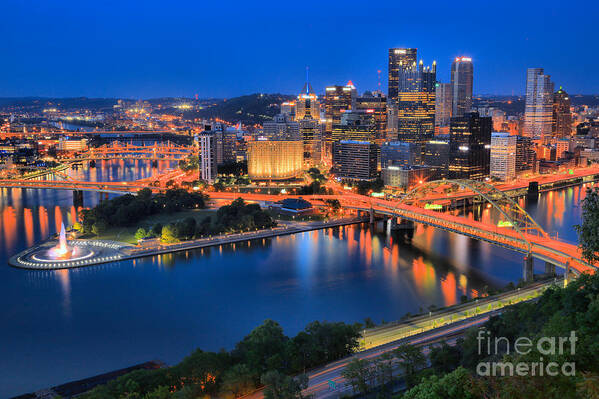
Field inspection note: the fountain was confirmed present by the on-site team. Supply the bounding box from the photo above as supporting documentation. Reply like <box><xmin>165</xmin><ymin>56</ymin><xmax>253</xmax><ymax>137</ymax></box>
<box><xmin>31</xmin><ymin>223</ymin><xmax>94</xmax><ymax>262</ymax></box>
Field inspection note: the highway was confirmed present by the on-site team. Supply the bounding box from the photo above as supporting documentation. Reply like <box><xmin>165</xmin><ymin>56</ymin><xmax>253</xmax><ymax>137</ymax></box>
<box><xmin>244</xmin><ymin>279</ymin><xmax>560</xmax><ymax>399</ymax></box>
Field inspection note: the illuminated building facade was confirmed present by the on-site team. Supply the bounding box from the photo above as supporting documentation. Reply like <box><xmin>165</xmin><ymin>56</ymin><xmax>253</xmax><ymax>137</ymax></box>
<box><xmin>515</xmin><ymin>136</ymin><xmax>537</xmax><ymax>173</ymax></box>
<box><xmin>356</xmin><ymin>92</ymin><xmax>387</xmax><ymax>145</ymax></box>
<box><xmin>388</xmin><ymin>48</ymin><xmax>418</xmax><ymax>102</ymax></box>
<box><xmin>280</xmin><ymin>101</ymin><xmax>295</xmax><ymax>119</ymax></box>
<box><xmin>383</xmin><ymin>165</ymin><xmax>433</xmax><ymax>189</ymax></box>
<box><xmin>524</xmin><ymin>68</ymin><xmax>554</xmax><ymax>138</ymax></box>
<box><xmin>448</xmin><ymin>112</ymin><xmax>492</xmax><ymax>180</ymax></box>
<box><xmin>331</xmin><ymin>111</ymin><xmax>376</xmax><ymax>144</ymax></box>
<box><xmin>553</xmin><ymin>87</ymin><xmax>572</xmax><ymax>138</ymax></box>
<box><xmin>247</xmin><ymin>140</ymin><xmax>303</xmax><ymax>180</ymax></box>
<box><xmin>435</xmin><ymin>82</ymin><xmax>452</xmax><ymax>128</ymax></box>
<box><xmin>295</xmin><ymin>83</ymin><xmax>320</xmax><ymax>121</ymax></box>
<box><xmin>332</xmin><ymin>140</ymin><xmax>378</xmax><ymax>181</ymax></box>
<box><xmin>450</xmin><ymin>57</ymin><xmax>474</xmax><ymax>117</ymax></box>
<box><xmin>381</xmin><ymin>141</ymin><xmax>420</xmax><ymax>168</ymax></box>
<box><xmin>323</xmin><ymin>82</ymin><xmax>356</xmax><ymax>162</ymax></box>
<box><xmin>395</xmin><ymin>60</ymin><xmax>437</xmax><ymax>151</ymax></box>
<box><xmin>424</xmin><ymin>138</ymin><xmax>450</xmax><ymax>178</ymax></box>
<box><xmin>299</xmin><ymin>118</ymin><xmax>321</xmax><ymax>166</ymax></box>
<box><xmin>387</xmin><ymin>48</ymin><xmax>418</xmax><ymax>138</ymax></box>
<box><xmin>490</xmin><ymin>132</ymin><xmax>516</xmax><ymax>181</ymax></box>
<box><xmin>198</xmin><ymin>133</ymin><xmax>217</xmax><ymax>182</ymax></box>
<box><xmin>263</xmin><ymin>114</ymin><xmax>300</xmax><ymax>141</ymax></box>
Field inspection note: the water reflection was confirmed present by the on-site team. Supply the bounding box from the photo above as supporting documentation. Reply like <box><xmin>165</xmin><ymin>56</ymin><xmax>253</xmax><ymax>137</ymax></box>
<box><xmin>0</xmin><ymin>162</ymin><xmax>590</xmax><ymax>397</ymax></box>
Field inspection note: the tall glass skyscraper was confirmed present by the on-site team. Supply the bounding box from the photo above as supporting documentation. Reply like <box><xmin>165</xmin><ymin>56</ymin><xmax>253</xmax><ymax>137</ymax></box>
<box><xmin>524</xmin><ymin>68</ymin><xmax>554</xmax><ymax>138</ymax></box>
<box><xmin>450</xmin><ymin>57</ymin><xmax>473</xmax><ymax>117</ymax></box>
<box><xmin>388</xmin><ymin>48</ymin><xmax>418</xmax><ymax>102</ymax></box>
<box><xmin>395</xmin><ymin>60</ymin><xmax>437</xmax><ymax>148</ymax></box>
<box><xmin>435</xmin><ymin>82</ymin><xmax>452</xmax><ymax>128</ymax></box>
<box><xmin>552</xmin><ymin>86</ymin><xmax>572</xmax><ymax>138</ymax></box>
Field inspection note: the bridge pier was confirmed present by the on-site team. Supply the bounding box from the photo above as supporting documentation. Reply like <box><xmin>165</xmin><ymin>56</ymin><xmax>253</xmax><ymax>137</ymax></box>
<box><xmin>72</xmin><ymin>190</ymin><xmax>84</xmax><ymax>207</ymax></box>
<box><xmin>564</xmin><ymin>261</ymin><xmax>571</xmax><ymax>287</ymax></box>
<box><xmin>523</xmin><ymin>255</ymin><xmax>534</xmax><ymax>282</ymax></box>
<box><xmin>527</xmin><ymin>181</ymin><xmax>539</xmax><ymax>201</ymax></box>
<box><xmin>89</xmin><ymin>160</ymin><xmax>96</xmax><ymax>168</ymax></box>
<box><xmin>151</xmin><ymin>160</ymin><xmax>158</xmax><ymax>168</ymax></box>
<box><xmin>369</xmin><ymin>207</ymin><xmax>374</xmax><ymax>224</ymax></box>
<box><xmin>545</xmin><ymin>261</ymin><xmax>556</xmax><ymax>276</ymax></box>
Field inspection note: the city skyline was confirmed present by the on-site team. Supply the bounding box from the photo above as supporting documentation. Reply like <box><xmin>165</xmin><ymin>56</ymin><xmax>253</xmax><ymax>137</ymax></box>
<box><xmin>1</xmin><ymin>0</ymin><xmax>598</xmax><ymax>98</ymax></box>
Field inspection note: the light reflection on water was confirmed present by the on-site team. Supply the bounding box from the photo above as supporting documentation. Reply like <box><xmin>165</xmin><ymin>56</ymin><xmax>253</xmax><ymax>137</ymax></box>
<box><xmin>0</xmin><ymin>162</ymin><xmax>590</xmax><ymax>397</ymax></box>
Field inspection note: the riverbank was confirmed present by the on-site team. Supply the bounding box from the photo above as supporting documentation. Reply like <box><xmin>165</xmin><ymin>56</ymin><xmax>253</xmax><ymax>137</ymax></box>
<box><xmin>8</xmin><ymin>216</ymin><xmax>368</xmax><ymax>270</ymax></box>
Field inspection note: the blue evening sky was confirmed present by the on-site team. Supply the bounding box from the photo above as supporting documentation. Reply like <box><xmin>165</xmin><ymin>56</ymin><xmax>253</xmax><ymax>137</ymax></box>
<box><xmin>1</xmin><ymin>0</ymin><xmax>596</xmax><ymax>98</ymax></box>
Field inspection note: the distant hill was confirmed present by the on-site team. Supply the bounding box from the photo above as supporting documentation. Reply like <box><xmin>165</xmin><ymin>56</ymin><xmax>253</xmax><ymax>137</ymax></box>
<box><xmin>182</xmin><ymin>93</ymin><xmax>295</xmax><ymax>125</ymax></box>
<box><xmin>0</xmin><ymin>97</ymin><xmax>118</xmax><ymax>112</ymax></box>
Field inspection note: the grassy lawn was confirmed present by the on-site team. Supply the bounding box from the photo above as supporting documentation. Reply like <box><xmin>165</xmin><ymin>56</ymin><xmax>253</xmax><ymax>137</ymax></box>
<box><xmin>93</xmin><ymin>209</ymin><xmax>217</xmax><ymax>244</ymax></box>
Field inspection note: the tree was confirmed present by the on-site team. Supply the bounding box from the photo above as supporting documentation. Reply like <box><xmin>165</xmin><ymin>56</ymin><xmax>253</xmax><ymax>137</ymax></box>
<box><xmin>575</xmin><ymin>187</ymin><xmax>599</xmax><ymax>264</ymax></box>
<box><xmin>393</xmin><ymin>344</ymin><xmax>426</xmax><ymax>387</ymax></box>
<box><xmin>341</xmin><ymin>358</ymin><xmax>373</xmax><ymax>395</ymax></box>
<box><xmin>260</xmin><ymin>370</ymin><xmax>308</xmax><ymax>399</ymax></box>
<box><xmin>403</xmin><ymin>367</ymin><xmax>481</xmax><ymax>399</ymax></box>
<box><xmin>161</xmin><ymin>223</ymin><xmax>179</xmax><ymax>243</ymax></box>
<box><xmin>220</xmin><ymin>364</ymin><xmax>256</xmax><ymax>398</ymax></box>
<box><xmin>429</xmin><ymin>342</ymin><xmax>461</xmax><ymax>374</ymax></box>
<box><xmin>234</xmin><ymin>320</ymin><xmax>289</xmax><ymax>375</ymax></box>
<box><xmin>91</xmin><ymin>220</ymin><xmax>107</xmax><ymax>235</ymax></box>
<box><xmin>174</xmin><ymin>349</ymin><xmax>230</xmax><ymax>395</ymax></box>
<box><xmin>135</xmin><ymin>227</ymin><xmax>149</xmax><ymax>241</ymax></box>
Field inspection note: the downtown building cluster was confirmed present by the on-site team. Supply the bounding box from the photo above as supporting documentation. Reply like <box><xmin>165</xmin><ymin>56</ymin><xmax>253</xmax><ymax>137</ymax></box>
<box><xmin>194</xmin><ymin>47</ymin><xmax>594</xmax><ymax>190</ymax></box>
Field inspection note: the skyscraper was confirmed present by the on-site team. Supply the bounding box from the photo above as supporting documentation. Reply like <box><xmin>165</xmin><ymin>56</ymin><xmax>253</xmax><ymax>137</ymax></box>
<box><xmin>448</xmin><ymin>112</ymin><xmax>492</xmax><ymax>180</ymax></box>
<box><xmin>395</xmin><ymin>60</ymin><xmax>436</xmax><ymax>151</ymax></box>
<box><xmin>331</xmin><ymin>110</ymin><xmax>376</xmax><ymax>144</ymax></box>
<box><xmin>332</xmin><ymin>140</ymin><xmax>378</xmax><ymax>181</ymax></box>
<box><xmin>323</xmin><ymin>82</ymin><xmax>357</xmax><ymax>163</ymax></box>
<box><xmin>388</xmin><ymin>48</ymin><xmax>418</xmax><ymax>102</ymax></box>
<box><xmin>198</xmin><ymin>133</ymin><xmax>217</xmax><ymax>182</ymax></box>
<box><xmin>263</xmin><ymin>113</ymin><xmax>300</xmax><ymax>141</ymax></box>
<box><xmin>295</xmin><ymin>82</ymin><xmax>320</xmax><ymax>121</ymax></box>
<box><xmin>524</xmin><ymin>68</ymin><xmax>554</xmax><ymax>138</ymax></box>
<box><xmin>450</xmin><ymin>57</ymin><xmax>473</xmax><ymax>117</ymax></box>
<box><xmin>553</xmin><ymin>86</ymin><xmax>572</xmax><ymax>138</ymax></box>
<box><xmin>490</xmin><ymin>132</ymin><xmax>517</xmax><ymax>181</ymax></box>
<box><xmin>356</xmin><ymin>92</ymin><xmax>387</xmax><ymax>145</ymax></box>
<box><xmin>387</xmin><ymin>48</ymin><xmax>418</xmax><ymax>138</ymax></box>
<box><xmin>435</xmin><ymin>82</ymin><xmax>452</xmax><ymax>128</ymax></box>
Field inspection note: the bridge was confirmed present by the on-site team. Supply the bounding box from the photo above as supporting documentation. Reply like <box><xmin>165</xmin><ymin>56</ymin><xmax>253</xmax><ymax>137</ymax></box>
<box><xmin>204</xmin><ymin>180</ymin><xmax>597</xmax><ymax>282</ymax></box>
<box><xmin>1</xmin><ymin>176</ymin><xmax>596</xmax><ymax>280</ymax></box>
<box><xmin>66</xmin><ymin>141</ymin><xmax>193</xmax><ymax>162</ymax></box>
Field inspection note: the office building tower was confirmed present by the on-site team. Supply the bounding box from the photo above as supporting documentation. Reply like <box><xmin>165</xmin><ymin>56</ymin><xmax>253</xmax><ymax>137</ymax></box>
<box><xmin>524</xmin><ymin>68</ymin><xmax>554</xmax><ymax>138</ymax></box>
<box><xmin>380</xmin><ymin>141</ymin><xmax>420</xmax><ymax>168</ymax></box>
<box><xmin>247</xmin><ymin>140</ymin><xmax>304</xmax><ymax>179</ymax></box>
<box><xmin>331</xmin><ymin>110</ymin><xmax>376</xmax><ymax>144</ymax></box>
<box><xmin>280</xmin><ymin>101</ymin><xmax>295</xmax><ymax>119</ymax></box>
<box><xmin>450</xmin><ymin>57</ymin><xmax>474</xmax><ymax>117</ymax></box>
<box><xmin>435</xmin><ymin>82</ymin><xmax>452</xmax><ymax>128</ymax></box>
<box><xmin>553</xmin><ymin>87</ymin><xmax>572</xmax><ymax>138</ymax></box>
<box><xmin>295</xmin><ymin>82</ymin><xmax>320</xmax><ymax>121</ymax></box>
<box><xmin>490</xmin><ymin>132</ymin><xmax>517</xmax><ymax>181</ymax></box>
<box><xmin>323</xmin><ymin>82</ymin><xmax>357</xmax><ymax>162</ymax></box>
<box><xmin>382</xmin><ymin>165</ymin><xmax>433</xmax><ymax>189</ymax></box>
<box><xmin>424</xmin><ymin>138</ymin><xmax>450</xmax><ymax>178</ymax></box>
<box><xmin>515</xmin><ymin>136</ymin><xmax>536</xmax><ymax>173</ymax></box>
<box><xmin>299</xmin><ymin>118</ymin><xmax>321</xmax><ymax>166</ymax></box>
<box><xmin>356</xmin><ymin>92</ymin><xmax>387</xmax><ymax>145</ymax></box>
<box><xmin>395</xmin><ymin>60</ymin><xmax>437</xmax><ymax>151</ymax></box>
<box><xmin>198</xmin><ymin>133</ymin><xmax>217</xmax><ymax>182</ymax></box>
<box><xmin>388</xmin><ymin>48</ymin><xmax>418</xmax><ymax>102</ymax></box>
<box><xmin>332</xmin><ymin>140</ymin><xmax>378</xmax><ymax>180</ymax></box>
<box><xmin>448</xmin><ymin>112</ymin><xmax>492</xmax><ymax>180</ymax></box>
<box><xmin>263</xmin><ymin>114</ymin><xmax>300</xmax><ymax>141</ymax></box>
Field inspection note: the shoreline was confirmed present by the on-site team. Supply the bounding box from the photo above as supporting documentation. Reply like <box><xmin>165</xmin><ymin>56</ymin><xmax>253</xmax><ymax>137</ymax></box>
<box><xmin>8</xmin><ymin>216</ymin><xmax>368</xmax><ymax>270</ymax></box>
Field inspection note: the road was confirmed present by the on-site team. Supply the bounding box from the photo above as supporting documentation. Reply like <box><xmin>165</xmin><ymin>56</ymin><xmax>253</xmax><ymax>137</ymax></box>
<box><xmin>243</xmin><ymin>279</ymin><xmax>560</xmax><ymax>399</ymax></box>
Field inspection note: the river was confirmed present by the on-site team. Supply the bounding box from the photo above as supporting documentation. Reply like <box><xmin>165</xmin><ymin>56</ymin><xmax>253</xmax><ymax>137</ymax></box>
<box><xmin>0</xmin><ymin>160</ymin><xmax>588</xmax><ymax>397</ymax></box>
